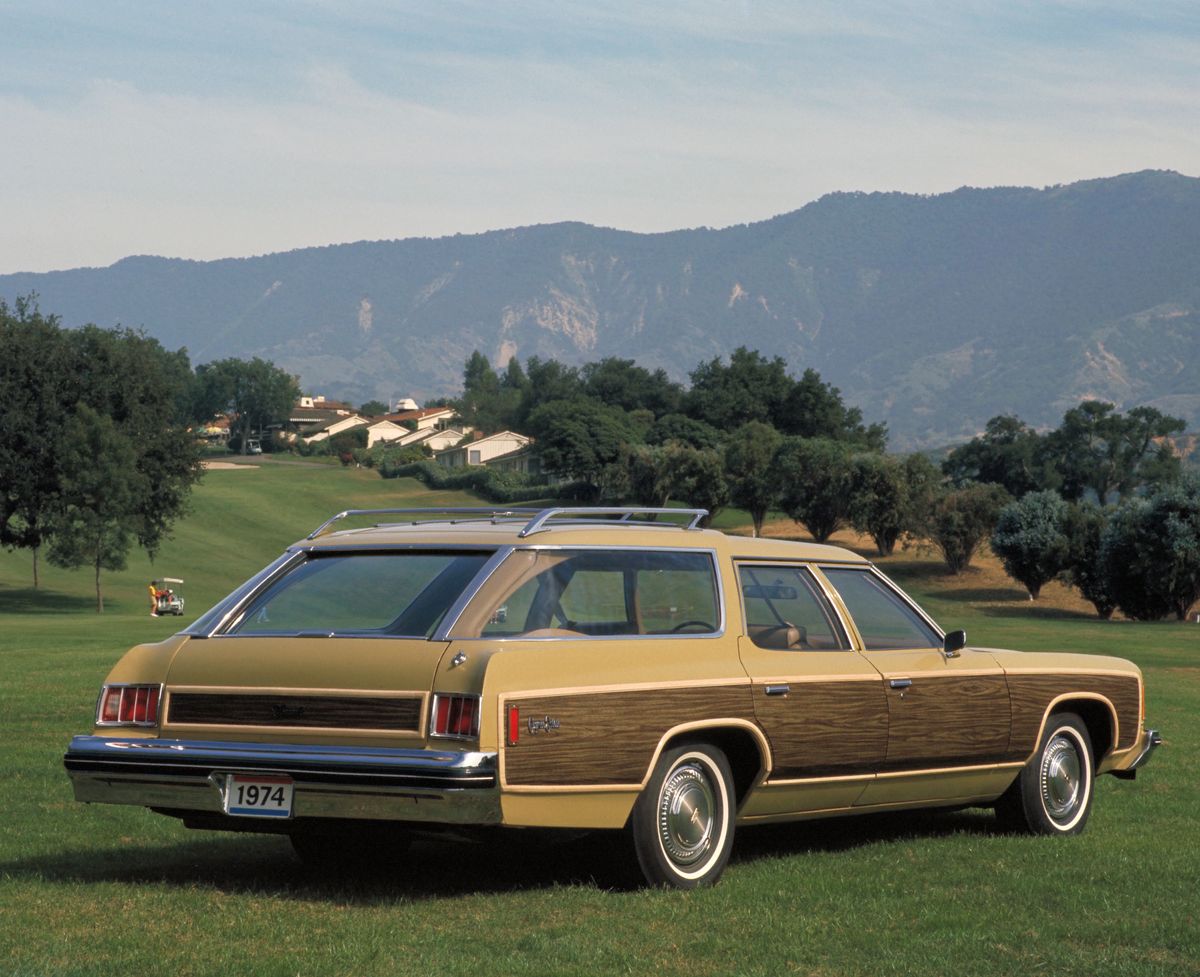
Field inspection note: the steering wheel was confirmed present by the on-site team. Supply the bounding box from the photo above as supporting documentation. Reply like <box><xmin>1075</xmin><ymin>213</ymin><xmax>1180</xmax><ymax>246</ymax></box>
<box><xmin>671</xmin><ymin>620</ymin><xmax>715</xmax><ymax>633</ymax></box>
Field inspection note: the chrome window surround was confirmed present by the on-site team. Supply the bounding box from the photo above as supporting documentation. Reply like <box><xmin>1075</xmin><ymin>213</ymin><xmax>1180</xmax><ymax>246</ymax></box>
<box><xmin>439</xmin><ymin>544</ymin><xmax>728</xmax><ymax>641</ymax></box>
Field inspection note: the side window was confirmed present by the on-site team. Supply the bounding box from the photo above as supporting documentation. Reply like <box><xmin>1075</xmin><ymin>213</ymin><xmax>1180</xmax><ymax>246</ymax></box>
<box><xmin>822</xmin><ymin>568</ymin><xmax>940</xmax><ymax>651</ymax></box>
<box><xmin>471</xmin><ymin>549</ymin><xmax>719</xmax><ymax>638</ymax></box>
<box><xmin>738</xmin><ymin>564</ymin><xmax>847</xmax><ymax>651</ymax></box>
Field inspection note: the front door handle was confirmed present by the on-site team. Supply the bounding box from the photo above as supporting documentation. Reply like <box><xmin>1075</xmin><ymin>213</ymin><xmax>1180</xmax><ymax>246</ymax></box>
<box><xmin>764</xmin><ymin>684</ymin><xmax>790</xmax><ymax>697</ymax></box>
<box><xmin>889</xmin><ymin>678</ymin><xmax>913</xmax><ymax>689</ymax></box>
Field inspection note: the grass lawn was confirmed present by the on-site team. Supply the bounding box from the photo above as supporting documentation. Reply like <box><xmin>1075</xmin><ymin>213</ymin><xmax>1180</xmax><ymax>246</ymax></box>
<box><xmin>1</xmin><ymin>464</ymin><xmax>1196</xmax><ymax>976</ymax></box>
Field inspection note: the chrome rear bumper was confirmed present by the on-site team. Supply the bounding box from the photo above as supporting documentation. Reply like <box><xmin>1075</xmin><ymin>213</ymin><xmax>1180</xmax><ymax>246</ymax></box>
<box><xmin>1112</xmin><ymin>728</ymin><xmax>1162</xmax><ymax>781</ymax></box>
<box><xmin>64</xmin><ymin>735</ymin><xmax>500</xmax><ymax>825</ymax></box>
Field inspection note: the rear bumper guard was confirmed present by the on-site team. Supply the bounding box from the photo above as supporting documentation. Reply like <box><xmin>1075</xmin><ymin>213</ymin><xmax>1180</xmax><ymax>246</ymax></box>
<box><xmin>64</xmin><ymin>735</ymin><xmax>500</xmax><ymax>825</ymax></box>
<box><xmin>1112</xmin><ymin>728</ymin><xmax>1162</xmax><ymax>781</ymax></box>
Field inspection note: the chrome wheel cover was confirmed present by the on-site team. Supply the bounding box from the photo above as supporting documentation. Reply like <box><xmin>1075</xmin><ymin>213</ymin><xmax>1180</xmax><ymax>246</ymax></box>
<box><xmin>657</xmin><ymin>762</ymin><xmax>716</xmax><ymax>867</ymax></box>
<box><xmin>1040</xmin><ymin>733</ymin><xmax>1083</xmax><ymax>822</ymax></box>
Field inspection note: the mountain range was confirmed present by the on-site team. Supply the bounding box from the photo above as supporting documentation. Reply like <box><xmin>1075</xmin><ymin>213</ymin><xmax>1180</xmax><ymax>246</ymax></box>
<box><xmin>3</xmin><ymin>169</ymin><xmax>1198</xmax><ymax>449</ymax></box>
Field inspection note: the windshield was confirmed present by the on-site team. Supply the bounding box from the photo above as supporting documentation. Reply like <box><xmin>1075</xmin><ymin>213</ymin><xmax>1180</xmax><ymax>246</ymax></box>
<box><xmin>223</xmin><ymin>551</ymin><xmax>492</xmax><ymax>638</ymax></box>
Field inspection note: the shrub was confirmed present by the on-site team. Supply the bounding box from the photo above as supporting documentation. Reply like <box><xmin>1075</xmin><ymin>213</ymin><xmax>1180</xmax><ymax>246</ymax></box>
<box><xmin>990</xmin><ymin>490</ymin><xmax>1070</xmax><ymax>599</ymax></box>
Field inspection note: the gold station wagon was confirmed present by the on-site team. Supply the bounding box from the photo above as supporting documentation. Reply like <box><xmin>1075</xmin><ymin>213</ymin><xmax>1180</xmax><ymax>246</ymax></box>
<box><xmin>64</xmin><ymin>507</ymin><xmax>1161</xmax><ymax>888</ymax></box>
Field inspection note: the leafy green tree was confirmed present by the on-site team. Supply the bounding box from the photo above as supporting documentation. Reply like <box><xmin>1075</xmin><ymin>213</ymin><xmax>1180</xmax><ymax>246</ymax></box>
<box><xmin>328</xmin><ymin>427</ymin><xmax>368</xmax><ymax>465</ymax></box>
<box><xmin>923</xmin><ymin>483</ymin><xmax>1010</xmax><ymax>574</ymax></box>
<box><xmin>359</xmin><ymin>400</ymin><xmax>389</xmax><ymax>417</ymax></box>
<box><xmin>0</xmin><ymin>296</ymin><xmax>73</xmax><ymax>585</ymax></box>
<box><xmin>779</xmin><ymin>368</ymin><xmax>887</xmax><ymax>449</ymax></box>
<box><xmin>990</xmin><ymin>491</ymin><xmax>1070</xmax><ymax>599</ymax></box>
<box><xmin>1100</xmin><ymin>478</ymin><xmax>1200</xmax><ymax>620</ymax></box>
<box><xmin>647</xmin><ymin>413</ymin><xmax>723</xmax><ymax>450</ymax></box>
<box><xmin>773</xmin><ymin>438</ymin><xmax>855</xmax><ymax>542</ymax></box>
<box><xmin>47</xmin><ymin>406</ymin><xmax>145</xmax><ymax>612</ymax></box>
<box><xmin>724</xmin><ymin>422</ymin><xmax>782</xmax><ymax>537</ymax></box>
<box><xmin>582</xmin><ymin>358</ymin><xmax>682</xmax><ymax>417</ymax></box>
<box><xmin>620</xmin><ymin>444</ymin><xmax>672</xmax><ymax>507</ymax></box>
<box><xmin>685</xmin><ymin>347</ymin><xmax>792</xmax><ymax>429</ymax></box>
<box><xmin>196</xmin><ymin>357</ymin><xmax>300</xmax><ymax>457</ymax></box>
<box><xmin>527</xmin><ymin>398</ymin><xmax>633</xmax><ymax>495</ymax></box>
<box><xmin>1049</xmin><ymin>401</ymin><xmax>1185</xmax><ymax>503</ymax></box>
<box><xmin>943</xmin><ymin>415</ymin><xmax>1058</xmax><ymax>497</ymax></box>
<box><xmin>662</xmin><ymin>443</ymin><xmax>729</xmax><ymax>524</ymax></box>
<box><xmin>70</xmin><ymin>326</ymin><xmax>205</xmax><ymax>557</ymax></box>
<box><xmin>846</xmin><ymin>453</ymin><xmax>939</xmax><ymax>557</ymax></box>
<box><xmin>1063</xmin><ymin>502</ymin><xmax>1117</xmax><ymax>619</ymax></box>
<box><xmin>514</xmin><ymin>357</ymin><xmax>584</xmax><ymax>428</ymax></box>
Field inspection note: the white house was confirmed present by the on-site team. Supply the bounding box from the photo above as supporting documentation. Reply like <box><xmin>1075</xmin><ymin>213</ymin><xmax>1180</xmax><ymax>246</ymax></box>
<box><xmin>435</xmin><ymin>431</ymin><xmax>532</xmax><ymax>468</ymax></box>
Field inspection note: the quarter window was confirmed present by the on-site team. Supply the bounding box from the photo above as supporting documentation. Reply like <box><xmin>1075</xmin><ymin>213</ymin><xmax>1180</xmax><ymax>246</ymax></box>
<box><xmin>738</xmin><ymin>564</ymin><xmax>847</xmax><ymax>650</ymax></box>
<box><xmin>822</xmin><ymin>568</ymin><xmax>941</xmax><ymax>650</ymax></box>
<box><xmin>464</xmin><ymin>549</ymin><xmax>720</xmax><ymax>638</ymax></box>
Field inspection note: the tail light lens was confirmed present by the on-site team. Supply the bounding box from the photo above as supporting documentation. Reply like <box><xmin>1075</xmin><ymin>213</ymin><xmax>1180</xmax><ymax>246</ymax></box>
<box><xmin>97</xmin><ymin>684</ymin><xmax>162</xmax><ymax>727</ymax></box>
<box><xmin>431</xmin><ymin>693</ymin><xmax>480</xmax><ymax>739</ymax></box>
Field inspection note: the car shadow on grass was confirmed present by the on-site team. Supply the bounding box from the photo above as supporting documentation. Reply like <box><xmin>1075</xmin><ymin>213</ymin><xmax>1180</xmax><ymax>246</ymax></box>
<box><xmin>0</xmin><ymin>809</ymin><xmax>1002</xmax><ymax>900</ymax></box>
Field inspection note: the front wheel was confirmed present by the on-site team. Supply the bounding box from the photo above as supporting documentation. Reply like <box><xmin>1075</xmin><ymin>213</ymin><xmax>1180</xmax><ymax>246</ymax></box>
<box><xmin>630</xmin><ymin>743</ymin><xmax>736</xmax><ymax>888</ymax></box>
<box><xmin>997</xmin><ymin>712</ymin><xmax>1094</xmax><ymax>835</ymax></box>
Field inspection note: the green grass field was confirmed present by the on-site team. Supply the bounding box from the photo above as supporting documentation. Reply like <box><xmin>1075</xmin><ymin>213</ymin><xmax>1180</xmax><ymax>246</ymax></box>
<box><xmin>1</xmin><ymin>460</ymin><xmax>1196</xmax><ymax>977</ymax></box>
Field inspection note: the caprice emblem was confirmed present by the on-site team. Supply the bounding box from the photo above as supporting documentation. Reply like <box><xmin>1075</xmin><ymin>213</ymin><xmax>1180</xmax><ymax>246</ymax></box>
<box><xmin>527</xmin><ymin>715</ymin><xmax>561</xmax><ymax>734</ymax></box>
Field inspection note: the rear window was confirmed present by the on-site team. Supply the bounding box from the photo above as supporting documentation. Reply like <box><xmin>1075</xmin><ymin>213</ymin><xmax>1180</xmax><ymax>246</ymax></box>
<box><xmin>225</xmin><ymin>551</ymin><xmax>491</xmax><ymax>637</ymax></box>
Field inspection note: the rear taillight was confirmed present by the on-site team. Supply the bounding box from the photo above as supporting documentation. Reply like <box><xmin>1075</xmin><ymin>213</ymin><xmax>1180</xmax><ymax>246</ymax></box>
<box><xmin>430</xmin><ymin>693</ymin><xmax>480</xmax><ymax>738</ymax></box>
<box><xmin>96</xmin><ymin>685</ymin><xmax>161</xmax><ymax>727</ymax></box>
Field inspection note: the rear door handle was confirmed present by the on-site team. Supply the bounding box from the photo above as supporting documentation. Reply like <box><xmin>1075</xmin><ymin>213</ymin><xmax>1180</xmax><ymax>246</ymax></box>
<box><xmin>764</xmin><ymin>684</ymin><xmax>791</xmax><ymax>697</ymax></box>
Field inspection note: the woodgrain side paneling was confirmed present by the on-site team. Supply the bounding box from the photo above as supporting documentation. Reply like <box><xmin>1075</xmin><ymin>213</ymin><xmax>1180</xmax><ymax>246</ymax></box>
<box><xmin>1006</xmin><ymin>673</ymin><xmax>1140</xmax><ymax>758</ymax></box>
<box><xmin>504</xmin><ymin>685</ymin><xmax>754</xmax><ymax>786</ymax></box>
<box><xmin>755</xmin><ymin>681</ymin><xmax>888</xmax><ymax>779</ymax></box>
<box><xmin>880</xmin><ymin>675</ymin><xmax>1011</xmax><ymax>770</ymax></box>
<box><xmin>168</xmin><ymin>692</ymin><xmax>423</xmax><ymax>730</ymax></box>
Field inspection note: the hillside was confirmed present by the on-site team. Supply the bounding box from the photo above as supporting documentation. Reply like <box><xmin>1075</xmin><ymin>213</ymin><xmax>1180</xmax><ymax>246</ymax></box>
<box><xmin>4</xmin><ymin>170</ymin><xmax>1199</xmax><ymax>448</ymax></box>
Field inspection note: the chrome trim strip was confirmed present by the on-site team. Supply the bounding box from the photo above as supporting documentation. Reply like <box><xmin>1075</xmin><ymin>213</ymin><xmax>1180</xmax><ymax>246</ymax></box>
<box><xmin>185</xmin><ymin>552</ymin><xmax>306</xmax><ymax>638</ymax></box>
<box><xmin>518</xmin><ymin>507</ymin><xmax>708</xmax><ymax>537</ymax></box>
<box><xmin>308</xmin><ymin>507</ymin><xmax>540</xmax><ymax>539</ymax></box>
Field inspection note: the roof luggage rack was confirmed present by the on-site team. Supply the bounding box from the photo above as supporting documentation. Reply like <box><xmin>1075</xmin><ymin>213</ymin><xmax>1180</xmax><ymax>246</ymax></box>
<box><xmin>306</xmin><ymin>506</ymin><xmax>709</xmax><ymax>540</ymax></box>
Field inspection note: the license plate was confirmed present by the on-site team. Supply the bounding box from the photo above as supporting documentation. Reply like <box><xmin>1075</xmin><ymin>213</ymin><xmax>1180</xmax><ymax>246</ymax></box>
<box><xmin>222</xmin><ymin>773</ymin><xmax>294</xmax><ymax>818</ymax></box>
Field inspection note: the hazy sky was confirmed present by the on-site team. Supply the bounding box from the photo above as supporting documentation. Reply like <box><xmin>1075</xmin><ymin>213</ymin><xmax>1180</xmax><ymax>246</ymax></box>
<box><xmin>3</xmin><ymin>1</ymin><xmax>1199</xmax><ymax>273</ymax></box>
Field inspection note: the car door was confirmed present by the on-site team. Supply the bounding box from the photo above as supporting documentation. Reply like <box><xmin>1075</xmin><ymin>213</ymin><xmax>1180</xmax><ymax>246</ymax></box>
<box><xmin>818</xmin><ymin>566</ymin><xmax>1012</xmax><ymax>806</ymax></box>
<box><xmin>734</xmin><ymin>562</ymin><xmax>888</xmax><ymax>815</ymax></box>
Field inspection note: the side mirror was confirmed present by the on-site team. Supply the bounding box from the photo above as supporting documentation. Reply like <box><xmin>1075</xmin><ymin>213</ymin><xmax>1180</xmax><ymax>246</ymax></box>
<box><xmin>943</xmin><ymin>629</ymin><xmax>966</xmax><ymax>658</ymax></box>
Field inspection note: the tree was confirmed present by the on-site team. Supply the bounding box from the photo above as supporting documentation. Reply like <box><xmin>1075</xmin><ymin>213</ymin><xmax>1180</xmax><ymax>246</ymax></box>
<box><xmin>1063</xmin><ymin>502</ymin><xmax>1117</xmax><ymax>619</ymax></box>
<box><xmin>1049</xmin><ymin>400</ymin><xmax>1185</xmax><ymax>503</ymax></box>
<box><xmin>778</xmin><ymin>368</ymin><xmax>887</xmax><ymax>449</ymax></box>
<box><xmin>943</xmin><ymin>414</ymin><xmax>1058</xmax><ymax>497</ymax></box>
<box><xmin>513</xmin><ymin>357</ymin><xmax>584</xmax><ymax>428</ymax></box>
<box><xmin>621</xmin><ymin>444</ymin><xmax>672</xmax><ymax>507</ymax></box>
<box><xmin>662</xmin><ymin>444</ymin><xmax>729</xmax><ymax>525</ymax></box>
<box><xmin>847</xmin><ymin>452</ymin><xmax>939</xmax><ymax>557</ymax></box>
<box><xmin>47</xmin><ymin>406</ymin><xmax>145</xmax><ymax>612</ymax></box>
<box><xmin>1100</xmin><ymin>478</ymin><xmax>1200</xmax><ymax>621</ymax></box>
<box><xmin>195</xmin><ymin>357</ymin><xmax>300</xmax><ymax>456</ymax></box>
<box><xmin>527</xmin><ymin>398</ymin><xmax>634</xmax><ymax>495</ymax></box>
<box><xmin>582</xmin><ymin>357</ymin><xmax>683</xmax><ymax>417</ymax></box>
<box><xmin>923</xmin><ymin>483</ymin><xmax>1010</xmax><ymax>574</ymax></box>
<box><xmin>359</xmin><ymin>400</ymin><xmax>389</xmax><ymax>416</ymax></box>
<box><xmin>0</xmin><ymin>296</ymin><xmax>73</xmax><ymax>585</ymax></box>
<box><xmin>647</xmin><ymin>413</ymin><xmax>723</xmax><ymax>451</ymax></box>
<box><xmin>724</xmin><ymin>422</ymin><xmax>781</xmax><ymax>537</ymax></box>
<box><xmin>773</xmin><ymin>438</ymin><xmax>855</xmax><ymax>542</ymax></box>
<box><xmin>990</xmin><ymin>491</ymin><xmax>1070</xmax><ymax>599</ymax></box>
<box><xmin>685</xmin><ymin>347</ymin><xmax>792</xmax><ymax>429</ymax></box>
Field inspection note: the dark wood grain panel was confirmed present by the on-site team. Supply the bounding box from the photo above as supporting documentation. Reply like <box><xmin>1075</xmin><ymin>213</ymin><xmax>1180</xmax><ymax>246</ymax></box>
<box><xmin>880</xmin><ymin>674</ymin><xmax>1011</xmax><ymax>770</ymax></box>
<box><xmin>755</xmin><ymin>680</ymin><xmax>888</xmax><ymax>779</ymax></box>
<box><xmin>504</xmin><ymin>685</ymin><xmax>754</xmax><ymax>786</ymax></box>
<box><xmin>168</xmin><ymin>692</ymin><xmax>422</xmax><ymax>730</ymax></box>
<box><xmin>1006</xmin><ymin>673</ymin><xmax>1141</xmax><ymax>758</ymax></box>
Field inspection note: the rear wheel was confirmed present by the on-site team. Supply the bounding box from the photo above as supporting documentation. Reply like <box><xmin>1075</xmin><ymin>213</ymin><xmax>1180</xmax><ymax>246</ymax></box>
<box><xmin>630</xmin><ymin>743</ymin><xmax>736</xmax><ymax>888</ymax></box>
<box><xmin>997</xmin><ymin>712</ymin><xmax>1094</xmax><ymax>835</ymax></box>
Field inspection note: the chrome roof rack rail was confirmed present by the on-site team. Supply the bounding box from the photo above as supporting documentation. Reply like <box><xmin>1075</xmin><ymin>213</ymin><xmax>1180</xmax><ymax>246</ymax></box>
<box><xmin>307</xmin><ymin>507</ymin><xmax>542</xmax><ymax>539</ymax></box>
<box><xmin>518</xmin><ymin>507</ymin><xmax>708</xmax><ymax>537</ymax></box>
